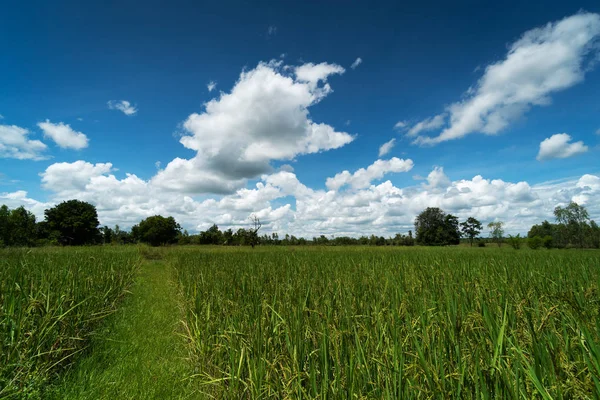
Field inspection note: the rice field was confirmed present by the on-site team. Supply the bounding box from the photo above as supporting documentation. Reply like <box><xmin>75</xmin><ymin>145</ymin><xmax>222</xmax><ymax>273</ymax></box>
<box><xmin>0</xmin><ymin>247</ymin><xmax>140</xmax><ymax>398</ymax></box>
<box><xmin>171</xmin><ymin>246</ymin><xmax>600</xmax><ymax>399</ymax></box>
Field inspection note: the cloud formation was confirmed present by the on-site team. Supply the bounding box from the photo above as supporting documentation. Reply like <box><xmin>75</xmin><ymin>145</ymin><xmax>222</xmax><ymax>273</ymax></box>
<box><xmin>378</xmin><ymin>138</ymin><xmax>396</xmax><ymax>157</ymax></box>
<box><xmin>0</xmin><ymin>124</ymin><xmax>47</xmax><ymax>160</ymax></box>
<box><xmin>350</xmin><ymin>57</ymin><xmax>362</xmax><ymax>69</ymax></box>
<box><xmin>207</xmin><ymin>81</ymin><xmax>217</xmax><ymax>92</ymax></box>
<box><xmin>326</xmin><ymin>157</ymin><xmax>414</xmax><ymax>190</ymax></box>
<box><xmin>5</xmin><ymin>159</ymin><xmax>600</xmax><ymax>238</ymax></box>
<box><xmin>108</xmin><ymin>100</ymin><xmax>137</xmax><ymax>116</ymax></box>
<box><xmin>411</xmin><ymin>12</ymin><xmax>600</xmax><ymax>145</ymax></box>
<box><xmin>157</xmin><ymin>60</ymin><xmax>353</xmax><ymax>194</ymax></box>
<box><xmin>38</xmin><ymin>120</ymin><xmax>89</xmax><ymax>149</ymax></box>
<box><xmin>537</xmin><ymin>133</ymin><xmax>589</xmax><ymax>161</ymax></box>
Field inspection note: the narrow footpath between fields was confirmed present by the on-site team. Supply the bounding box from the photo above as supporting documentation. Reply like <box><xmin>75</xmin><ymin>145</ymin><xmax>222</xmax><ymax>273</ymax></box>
<box><xmin>49</xmin><ymin>259</ymin><xmax>198</xmax><ymax>399</ymax></box>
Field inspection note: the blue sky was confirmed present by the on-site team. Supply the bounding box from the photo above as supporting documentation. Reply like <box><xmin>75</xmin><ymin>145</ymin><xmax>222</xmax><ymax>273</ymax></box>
<box><xmin>1</xmin><ymin>1</ymin><xmax>599</xmax><ymax>236</ymax></box>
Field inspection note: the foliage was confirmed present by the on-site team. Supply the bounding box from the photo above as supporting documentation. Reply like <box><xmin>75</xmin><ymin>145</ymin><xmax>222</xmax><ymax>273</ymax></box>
<box><xmin>414</xmin><ymin>207</ymin><xmax>461</xmax><ymax>246</ymax></box>
<box><xmin>506</xmin><ymin>234</ymin><xmax>522</xmax><ymax>249</ymax></box>
<box><xmin>0</xmin><ymin>247</ymin><xmax>140</xmax><ymax>398</ymax></box>
<box><xmin>487</xmin><ymin>221</ymin><xmax>504</xmax><ymax>247</ymax></box>
<box><xmin>173</xmin><ymin>246</ymin><xmax>600</xmax><ymax>398</ymax></box>
<box><xmin>0</xmin><ymin>205</ymin><xmax>37</xmax><ymax>247</ymax></box>
<box><xmin>44</xmin><ymin>200</ymin><xmax>101</xmax><ymax>245</ymax></box>
<box><xmin>132</xmin><ymin>215</ymin><xmax>181</xmax><ymax>246</ymax></box>
<box><xmin>460</xmin><ymin>217</ymin><xmax>483</xmax><ymax>246</ymax></box>
<box><xmin>528</xmin><ymin>235</ymin><xmax>543</xmax><ymax>249</ymax></box>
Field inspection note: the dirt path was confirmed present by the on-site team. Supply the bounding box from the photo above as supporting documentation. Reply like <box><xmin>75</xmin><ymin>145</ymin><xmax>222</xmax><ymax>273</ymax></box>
<box><xmin>49</xmin><ymin>259</ymin><xmax>197</xmax><ymax>399</ymax></box>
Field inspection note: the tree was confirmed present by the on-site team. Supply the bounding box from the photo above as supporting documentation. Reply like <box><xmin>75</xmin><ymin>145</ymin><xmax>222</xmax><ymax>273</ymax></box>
<box><xmin>44</xmin><ymin>200</ymin><xmax>100</xmax><ymax>245</ymax></box>
<box><xmin>248</xmin><ymin>215</ymin><xmax>261</xmax><ymax>248</ymax></box>
<box><xmin>554</xmin><ymin>202</ymin><xmax>589</xmax><ymax>248</ymax></box>
<box><xmin>487</xmin><ymin>221</ymin><xmax>504</xmax><ymax>247</ymax></box>
<box><xmin>132</xmin><ymin>215</ymin><xmax>181</xmax><ymax>246</ymax></box>
<box><xmin>101</xmin><ymin>226</ymin><xmax>113</xmax><ymax>244</ymax></box>
<box><xmin>0</xmin><ymin>205</ymin><xmax>37</xmax><ymax>246</ymax></box>
<box><xmin>414</xmin><ymin>207</ymin><xmax>460</xmax><ymax>246</ymax></box>
<box><xmin>460</xmin><ymin>217</ymin><xmax>483</xmax><ymax>247</ymax></box>
<box><xmin>507</xmin><ymin>234</ymin><xmax>522</xmax><ymax>249</ymax></box>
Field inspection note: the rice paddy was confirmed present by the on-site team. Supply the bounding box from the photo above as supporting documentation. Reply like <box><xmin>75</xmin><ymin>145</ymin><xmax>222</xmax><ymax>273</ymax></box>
<box><xmin>1</xmin><ymin>245</ymin><xmax>599</xmax><ymax>399</ymax></box>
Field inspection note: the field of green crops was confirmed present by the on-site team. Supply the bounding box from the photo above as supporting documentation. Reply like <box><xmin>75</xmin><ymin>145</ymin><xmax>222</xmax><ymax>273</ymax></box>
<box><xmin>1</xmin><ymin>245</ymin><xmax>599</xmax><ymax>399</ymax></box>
<box><xmin>0</xmin><ymin>247</ymin><xmax>140</xmax><ymax>398</ymax></box>
<box><xmin>172</xmin><ymin>246</ymin><xmax>600</xmax><ymax>399</ymax></box>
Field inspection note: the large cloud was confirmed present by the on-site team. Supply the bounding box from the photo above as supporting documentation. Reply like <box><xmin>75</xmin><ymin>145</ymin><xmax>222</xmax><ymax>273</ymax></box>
<box><xmin>156</xmin><ymin>60</ymin><xmax>354</xmax><ymax>195</ymax></box>
<box><xmin>411</xmin><ymin>12</ymin><xmax>600</xmax><ymax>145</ymax></box>
<box><xmin>7</xmin><ymin>159</ymin><xmax>597</xmax><ymax>238</ymax></box>
<box><xmin>326</xmin><ymin>157</ymin><xmax>414</xmax><ymax>190</ymax></box>
<box><xmin>537</xmin><ymin>133</ymin><xmax>588</xmax><ymax>160</ymax></box>
<box><xmin>38</xmin><ymin>120</ymin><xmax>89</xmax><ymax>149</ymax></box>
<box><xmin>0</xmin><ymin>124</ymin><xmax>47</xmax><ymax>160</ymax></box>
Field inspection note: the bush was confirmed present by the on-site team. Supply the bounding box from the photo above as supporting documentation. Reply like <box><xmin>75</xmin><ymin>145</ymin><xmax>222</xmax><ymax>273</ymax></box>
<box><xmin>528</xmin><ymin>236</ymin><xmax>543</xmax><ymax>250</ymax></box>
<box><xmin>477</xmin><ymin>240</ymin><xmax>486</xmax><ymax>247</ymax></box>
<box><xmin>543</xmin><ymin>235</ymin><xmax>553</xmax><ymax>249</ymax></box>
<box><xmin>507</xmin><ymin>234</ymin><xmax>522</xmax><ymax>250</ymax></box>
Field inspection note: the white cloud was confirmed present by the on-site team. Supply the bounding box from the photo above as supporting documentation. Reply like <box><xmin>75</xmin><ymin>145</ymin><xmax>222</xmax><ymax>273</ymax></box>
<box><xmin>37</xmin><ymin>120</ymin><xmax>89</xmax><ymax>150</ymax></box>
<box><xmin>350</xmin><ymin>57</ymin><xmax>362</xmax><ymax>69</ymax></box>
<box><xmin>407</xmin><ymin>114</ymin><xmax>445</xmax><ymax>137</ymax></box>
<box><xmin>107</xmin><ymin>100</ymin><xmax>137</xmax><ymax>116</ymax></box>
<box><xmin>537</xmin><ymin>133</ymin><xmax>589</xmax><ymax>160</ymax></box>
<box><xmin>155</xmin><ymin>161</ymin><xmax>161</xmax><ymax>169</ymax></box>
<box><xmin>394</xmin><ymin>120</ymin><xmax>408</xmax><ymax>130</ymax></box>
<box><xmin>295</xmin><ymin>62</ymin><xmax>345</xmax><ymax>85</ymax></box>
<box><xmin>412</xmin><ymin>12</ymin><xmax>600</xmax><ymax>145</ymax></box>
<box><xmin>378</xmin><ymin>138</ymin><xmax>396</xmax><ymax>157</ymax></box>
<box><xmin>267</xmin><ymin>25</ymin><xmax>277</xmax><ymax>36</ymax></box>
<box><xmin>163</xmin><ymin>60</ymin><xmax>353</xmax><ymax>194</ymax></box>
<box><xmin>326</xmin><ymin>157</ymin><xmax>414</xmax><ymax>190</ymax></box>
<box><xmin>0</xmin><ymin>124</ymin><xmax>47</xmax><ymax>160</ymax></box>
<box><xmin>207</xmin><ymin>81</ymin><xmax>217</xmax><ymax>92</ymax></box>
<box><xmin>5</xmin><ymin>159</ymin><xmax>600</xmax><ymax>238</ymax></box>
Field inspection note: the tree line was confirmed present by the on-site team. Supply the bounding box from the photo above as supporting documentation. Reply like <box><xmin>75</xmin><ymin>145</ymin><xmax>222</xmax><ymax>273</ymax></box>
<box><xmin>0</xmin><ymin>199</ymin><xmax>598</xmax><ymax>248</ymax></box>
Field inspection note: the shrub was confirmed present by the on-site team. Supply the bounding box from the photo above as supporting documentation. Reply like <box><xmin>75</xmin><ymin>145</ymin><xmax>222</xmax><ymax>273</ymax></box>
<box><xmin>543</xmin><ymin>235</ymin><xmax>553</xmax><ymax>249</ymax></box>
<box><xmin>477</xmin><ymin>240</ymin><xmax>486</xmax><ymax>247</ymax></box>
<box><xmin>507</xmin><ymin>234</ymin><xmax>522</xmax><ymax>250</ymax></box>
<box><xmin>528</xmin><ymin>235</ymin><xmax>543</xmax><ymax>250</ymax></box>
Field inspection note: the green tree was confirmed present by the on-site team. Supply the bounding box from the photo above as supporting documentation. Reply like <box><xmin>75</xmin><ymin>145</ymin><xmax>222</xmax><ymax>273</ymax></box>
<box><xmin>0</xmin><ymin>205</ymin><xmax>37</xmax><ymax>246</ymax></box>
<box><xmin>44</xmin><ymin>200</ymin><xmax>100</xmax><ymax>245</ymax></box>
<box><xmin>487</xmin><ymin>221</ymin><xmax>504</xmax><ymax>247</ymax></box>
<box><xmin>132</xmin><ymin>215</ymin><xmax>181</xmax><ymax>246</ymax></box>
<box><xmin>414</xmin><ymin>207</ymin><xmax>460</xmax><ymax>246</ymax></box>
<box><xmin>507</xmin><ymin>234</ymin><xmax>522</xmax><ymax>249</ymax></box>
<box><xmin>460</xmin><ymin>217</ymin><xmax>483</xmax><ymax>246</ymax></box>
<box><xmin>554</xmin><ymin>202</ymin><xmax>589</xmax><ymax>248</ymax></box>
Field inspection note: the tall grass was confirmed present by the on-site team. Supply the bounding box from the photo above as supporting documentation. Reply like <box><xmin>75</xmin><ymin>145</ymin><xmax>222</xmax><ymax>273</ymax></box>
<box><xmin>0</xmin><ymin>246</ymin><xmax>140</xmax><ymax>398</ymax></box>
<box><xmin>172</xmin><ymin>246</ymin><xmax>600</xmax><ymax>399</ymax></box>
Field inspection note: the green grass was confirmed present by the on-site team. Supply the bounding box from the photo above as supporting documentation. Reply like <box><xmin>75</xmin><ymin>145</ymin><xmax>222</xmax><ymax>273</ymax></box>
<box><xmin>48</xmin><ymin>249</ymin><xmax>196</xmax><ymax>399</ymax></box>
<box><xmin>2</xmin><ymin>245</ymin><xmax>599</xmax><ymax>399</ymax></box>
<box><xmin>0</xmin><ymin>246</ymin><xmax>140</xmax><ymax>399</ymax></box>
<box><xmin>171</xmin><ymin>246</ymin><xmax>600</xmax><ymax>399</ymax></box>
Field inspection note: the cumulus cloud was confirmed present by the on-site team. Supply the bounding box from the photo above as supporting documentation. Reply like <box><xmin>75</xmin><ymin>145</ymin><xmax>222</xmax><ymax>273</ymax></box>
<box><xmin>326</xmin><ymin>157</ymin><xmax>414</xmax><ymax>190</ymax></box>
<box><xmin>378</xmin><ymin>138</ymin><xmax>396</xmax><ymax>157</ymax></box>
<box><xmin>163</xmin><ymin>60</ymin><xmax>353</xmax><ymax>194</ymax></box>
<box><xmin>350</xmin><ymin>57</ymin><xmax>362</xmax><ymax>69</ymax></box>
<box><xmin>412</xmin><ymin>12</ymin><xmax>600</xmax><ymax>145</ymax></box>
<box><xmin>5</xmin><ymin>159</ymin><xmax>600</xmax><ymax>238</ymax></box>
<box><xmin>207</xmin><ymin>81</ymin><xmax>217</xmax><ymax>92</ymax></box>
<box><xmin>0</xmin><ymin>124</ymin><xmax>47</xmax><ymax>160</ymax></box>
<box><xmin>394</xmin><ymin>120</ymin><xmax>408</xmax><ymax>130</ymax></box>
<box><xmin>107</xmin><ymin>100</ymin><xmax>137</xmax><ymax>116</ymax></box>
<box><xmin>537</xmin><ymin>133</ymin><xmax>589</xmax><ymax>160</ymax></box>
<box><xmin>37</xmin><ymin>120</ymin><xmax>89</xmax><ymax>149</ymax></box>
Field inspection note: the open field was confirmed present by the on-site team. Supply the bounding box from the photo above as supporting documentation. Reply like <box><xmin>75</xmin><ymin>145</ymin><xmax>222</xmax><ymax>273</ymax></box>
<box><xmin>1</xmin><ymin>245</ymin><xmax>599</xmax><ymax>399</ymax></box>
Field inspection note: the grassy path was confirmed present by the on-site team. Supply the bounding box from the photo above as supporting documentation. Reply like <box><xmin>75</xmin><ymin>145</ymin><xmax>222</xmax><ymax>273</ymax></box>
<box><xmin>49</xmin><ymin>258</ymin><xmax>197</xmax><ymax>399</ymax></box>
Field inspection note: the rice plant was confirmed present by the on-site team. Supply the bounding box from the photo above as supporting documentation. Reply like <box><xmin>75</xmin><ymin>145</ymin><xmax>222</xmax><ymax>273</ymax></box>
<box><xmin>0</xmin><ymin>246</ymin><xmax>140</xmax><ymax>398</ymax></box>
<box><xmin>172</xmin><ymin>246</ymin><xmax>600</xmax><ymax>399</ymax></box>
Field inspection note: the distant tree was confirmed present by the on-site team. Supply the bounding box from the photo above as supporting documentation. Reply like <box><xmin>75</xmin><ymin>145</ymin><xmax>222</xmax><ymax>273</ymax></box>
<box><xmin>528</xmin><ymin>235</ymin><xmax>543</xmax><ymax>250</ymax></box>
<box><xmin>554</xmin><ymin>202</ymin><xmax>589</xmax><ymax>248</ymax></box>
<box><xmin>507</xmin><ymin>234</ymin><xmax>522</xmax><ymax>250</ymax></box>
<box><xmin>101</xmin><ymin>226</ymin><xmax>113</xmax><ymax>244</ymax></box>
<box><xmin>132</xmin><ymin>215</ymin><xmax>181</xmax><ymax>246</ymax></box>
<box><xmin>460</xmin><ymin>217</ymin><xmax>483</xmax><ymax>246</ymax></box>
<box><xmin>44</xmin><ymin>200</ymin><xmax>100</xmax><ymax>245</ymax></box>
<box><xmin>487</xmin><ymin>221</ymin><xmax>504</xmax><ymax>248</ymax></box>
<box><xmin>248</xmin><ymin>215</ymin><xmax>261</xmax><ymax>248</ymax></box>
<box><xmin>0</xmin><ymin>205</ymin><xmax>37</xmax><ymax>246</ymax></box>
<box><xmin>414</xmin><ymin>207</ymin><xmax>460</xmax><ymax>246</ymax></box>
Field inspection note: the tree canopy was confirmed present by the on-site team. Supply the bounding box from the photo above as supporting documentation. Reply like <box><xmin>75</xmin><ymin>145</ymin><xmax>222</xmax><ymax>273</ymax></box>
<box><xmin>460</xmin><ymin>217</ymin><xmax>483</xmax><ymax>246</ymax></box>
<box><xmin>44</xmin><ymin>200</ymin><xmax>100</xmax><ymax>245</ymax></box>
<box><xmin>414</xmin><ymin>207</ymin><xmax>460</xmax><ymax>246</ymax></box>
<box><xmin>132</xmin><ymin>215</ymin><xmax>181</xmax><ymax>246</ymax></box>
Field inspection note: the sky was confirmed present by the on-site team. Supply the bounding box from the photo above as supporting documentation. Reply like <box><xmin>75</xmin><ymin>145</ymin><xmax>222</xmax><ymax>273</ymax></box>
<box><xmin>1</xmin><ymin>0</ymin><xmax>600</xmax><ymax>237</ymax></box>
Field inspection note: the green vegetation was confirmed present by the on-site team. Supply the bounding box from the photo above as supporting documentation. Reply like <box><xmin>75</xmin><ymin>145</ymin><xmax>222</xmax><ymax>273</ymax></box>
<box><xmin>0</xmin><ymin>247</ymin><xmax>140</xmax><ymax>398</ymax></box>
<box><xmin>172</xmin><ymin>246</ymin><xmax>600</xmax><ymax>399</ymax></box>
